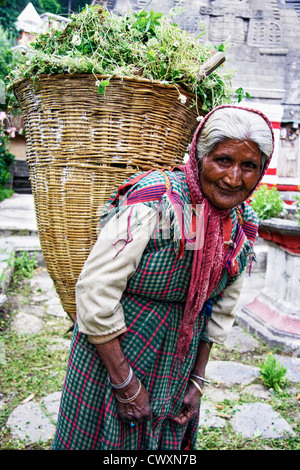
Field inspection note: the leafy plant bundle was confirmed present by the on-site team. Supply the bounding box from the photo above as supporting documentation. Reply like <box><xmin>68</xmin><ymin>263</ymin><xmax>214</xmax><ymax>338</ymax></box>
<box><xmin>8</xmin><ymin>5</ymin><xmax>233</xmax><ymax>112</ymax></box>
<box><xmin>249</xmin><ymin>184</ymin><xmax>284</xmax><ymax>220</ymax></box>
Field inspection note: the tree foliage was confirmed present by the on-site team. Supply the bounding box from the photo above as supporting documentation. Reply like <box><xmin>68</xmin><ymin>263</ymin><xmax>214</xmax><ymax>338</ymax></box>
<box><xmin>0</xmin><ymin>0</ymin><xmax>43</xmax><ymax>36</ymax></box>
<box><xmin>0</xmin><ymin>24</ymin><xmax>15</xmax><ymax>112</ymax></box>
<box><xmin>0</xmin><ymin>0</ymin><xmax>89</xmax><ymax>35</ymax></box>
<box><xmin>0</xmin><ymin>0</ymin><xmax>89</xmax><ymax>110</ymax></box>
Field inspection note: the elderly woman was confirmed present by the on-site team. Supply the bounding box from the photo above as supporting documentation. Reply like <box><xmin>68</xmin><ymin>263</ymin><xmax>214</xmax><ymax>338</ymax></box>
<box><xmin>52</xmin><ymin>105</ymin><xmax>274</xmax><ymax>450</ymax></box>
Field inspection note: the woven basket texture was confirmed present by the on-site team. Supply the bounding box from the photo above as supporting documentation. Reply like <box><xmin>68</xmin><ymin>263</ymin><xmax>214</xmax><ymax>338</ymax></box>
<box><xmin>13</xmin><ymin>74</ymin><xmax>200</xmax><ymax>321</ymax></box>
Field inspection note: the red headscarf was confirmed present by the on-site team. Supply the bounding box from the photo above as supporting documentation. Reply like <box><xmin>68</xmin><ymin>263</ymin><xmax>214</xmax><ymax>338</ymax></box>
<box><xmin>176</xmin><ymin>105</ymin><xmax>274</xmax><ymax>361</ymax></box>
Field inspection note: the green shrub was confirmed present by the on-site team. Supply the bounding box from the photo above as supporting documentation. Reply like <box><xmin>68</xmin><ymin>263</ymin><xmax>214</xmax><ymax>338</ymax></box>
<box><xmin>259</xmin><ymin>354</ymin><xmax>287</xmax><ymax>392</ymax></box>
<box><xmin>0</xmin><ymin>187</ymin><xmax>13</xmax><ymax>201</ymax></box>
<box><xmin>249</xmin><ymin>184</ymin><xmax>284</xmax><ymax>220</ymax></box>
<box><xmin>13</xmin><ymin>251</ymin><xmax>38</xmax><ymax>281</ymax></box>
<box><xmin>294</xmin><ymin>195</ymin><xmax>300</xmax><ymax>227</ymax></box>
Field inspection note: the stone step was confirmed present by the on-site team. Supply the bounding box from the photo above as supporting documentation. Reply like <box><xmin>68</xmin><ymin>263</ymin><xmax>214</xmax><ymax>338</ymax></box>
<box><xmin>0</xmin><ymin>193</ymin><xmax>37</xmax><ymax>236</ymax></box>
<box><xmin>0</xmin><ymin>236</ymin><xmax>43</xmax><ymax>299</ymax></box>
<box><xmin>0</xmin><ymin>293</ymin><xmax>7</xmax><ymax>308</ymax></box>
<box><xmin>0</xmin><ymin>235</ymin><xmax>41</xmax><ymax>252</ymax></box>
<box><xmin>252</xmin><ymin>243</ymin><xmax>268</xmax><ymax>272</ymax></box>
<box><xmin>237</xmin><ymin>300</ymin><xmax>300</xmax><ymax>353</ymax></box>
<box><xmin>0</xmin><ymin>242</ymin><xmax>15</xmax><ymax>296</ymax></box>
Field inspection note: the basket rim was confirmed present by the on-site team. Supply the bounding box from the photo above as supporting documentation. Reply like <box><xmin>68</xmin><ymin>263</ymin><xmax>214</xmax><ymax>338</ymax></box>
<box><xmin>12</xmin><ymin>72</ymin><xmax>196</xmax><ymax>98</ymax></box>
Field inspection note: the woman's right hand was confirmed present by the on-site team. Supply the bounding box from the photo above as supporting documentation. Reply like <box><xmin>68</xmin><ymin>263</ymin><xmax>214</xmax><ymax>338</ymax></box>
<box><xmin>115</xmin><ymin>375</ymin><xmax>152</xmax><ymax>424</ymax></box>
<box><xmin>95</xmin><ymin>338</ymin><xmax>152</xmax><ymax>424</ymax></box>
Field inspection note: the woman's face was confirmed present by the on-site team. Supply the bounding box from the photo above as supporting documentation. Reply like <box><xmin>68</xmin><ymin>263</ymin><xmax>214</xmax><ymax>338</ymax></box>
<box><xmin>199</xmin><ymin>139</ymin><xmax>262</xmax><ymax>210</ymax></box>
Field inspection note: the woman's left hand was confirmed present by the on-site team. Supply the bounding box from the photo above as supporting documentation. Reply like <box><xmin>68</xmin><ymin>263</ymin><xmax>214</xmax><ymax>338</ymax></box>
<box><xmin>172</xmin><ymin>380</ymin><xmax>202</xmax><ymax>426</ymax></box>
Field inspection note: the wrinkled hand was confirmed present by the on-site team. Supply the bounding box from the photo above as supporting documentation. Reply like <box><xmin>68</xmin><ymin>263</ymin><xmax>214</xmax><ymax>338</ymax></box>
<box><xmin>172</xmin><ymin>381</ymin><xmax>202</xmax><ymax>426</ymax></box>
<box><xmin>116</xmin><ymin>376</ymin><xmax>152</xmax><ymax>424</ymax></box>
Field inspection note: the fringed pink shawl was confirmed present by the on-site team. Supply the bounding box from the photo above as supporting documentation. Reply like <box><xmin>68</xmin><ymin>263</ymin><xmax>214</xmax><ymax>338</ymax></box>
<box><xmin>176</xmin><ymin>105</ymin><xmax>274</xmax><ymax>361</ymax></box>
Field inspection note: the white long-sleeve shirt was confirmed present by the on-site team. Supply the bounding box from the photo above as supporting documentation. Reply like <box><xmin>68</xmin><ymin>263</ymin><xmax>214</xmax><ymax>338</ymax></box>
<box><xmin>76</xmin><ymin>203</ymin><xmax>244</xmax><ymax>345</ymax></box>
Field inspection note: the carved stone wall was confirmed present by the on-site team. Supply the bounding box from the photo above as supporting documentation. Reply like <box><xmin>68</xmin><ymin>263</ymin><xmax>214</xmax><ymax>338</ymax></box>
<box><xmin>278</xmin><ymin>124</ymin><xmax>300</xmax><ymax>178</ymax></box>
<box><xmin>112</xmin><ymin>0</ymin><xmax>300</xmax><ymax>123</ymax></box>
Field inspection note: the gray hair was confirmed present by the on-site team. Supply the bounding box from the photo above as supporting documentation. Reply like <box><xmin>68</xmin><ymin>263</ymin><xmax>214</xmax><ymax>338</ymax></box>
<box><xmin>196</xmin><ymin>107</ymin><xmax>274</xmax><ymax>172</ymax></box>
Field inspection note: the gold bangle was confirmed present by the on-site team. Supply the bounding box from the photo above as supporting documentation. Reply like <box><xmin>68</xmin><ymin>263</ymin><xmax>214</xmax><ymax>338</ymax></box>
<box><xmin>115</xmin><ymin>379</ymin><xmax>142</xmax><ymax>404</ymax></box>
<box><xmin>189</xmin><ymin>378</ymin><xmax>203</xmax><ymax>396</ymax></box>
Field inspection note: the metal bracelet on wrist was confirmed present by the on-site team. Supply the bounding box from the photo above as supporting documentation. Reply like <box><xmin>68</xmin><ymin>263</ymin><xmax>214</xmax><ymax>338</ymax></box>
<box><xmin>107</xmin><ymin>365</ymin><xmax>133</xmax><ymax>389</ymax></box>
<box><xmin>190</xmin><ymin>373</ymin><xmax>211</xmax><ymax>384</ymax></box>
<box><xmin>189</xmin><ymin>378</ymin><xmax>203</xmax><ymax>396</ymax></box>
<box><xmin>115</xmin><ymin>379</ymin><xmax>142</xmax><ymax>404</ymax></box>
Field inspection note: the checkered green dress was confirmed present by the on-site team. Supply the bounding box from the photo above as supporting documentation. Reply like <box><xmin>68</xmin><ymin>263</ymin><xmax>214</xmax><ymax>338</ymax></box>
<box><xmin>52</xmin><ymin>170</ymin><xmax>255</xmax><ymax>450</ymax></box>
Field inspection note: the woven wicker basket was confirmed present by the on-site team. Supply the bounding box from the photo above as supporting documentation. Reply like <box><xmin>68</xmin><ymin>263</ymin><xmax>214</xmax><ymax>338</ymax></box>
<box><xmin>13</xmin><ymin>73</ymin><xmax>200</xmax><ymax>321</ymax></box>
